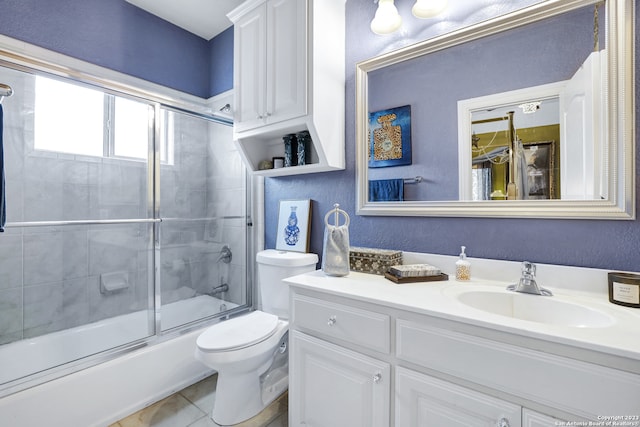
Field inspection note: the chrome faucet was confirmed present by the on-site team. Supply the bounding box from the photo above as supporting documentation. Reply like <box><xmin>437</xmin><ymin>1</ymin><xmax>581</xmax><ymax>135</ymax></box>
<box><xmin>208</xmin><ymin>283</ymin><xmax>229</xmax><ymax>296</ymax></box>
<box><xmin>506</xmin><ymin>261</ymin><xmax>553</xmax><ymax>296</ymax></box>
<box><xmin>217</xmin><ymin>245</ymin><xmax>232</xmax><ymax>264</ymax></box>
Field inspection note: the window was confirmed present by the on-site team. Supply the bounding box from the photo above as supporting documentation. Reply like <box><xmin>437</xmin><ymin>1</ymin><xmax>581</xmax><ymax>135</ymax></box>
<box><xmin>34</xmin><ymin>75</ymin><xmax>170</xmax><ymax>163</ymax></box>
<box><xmin>112</xmin><ymin>96</ymin><xmax>151</xmax><ymax>160</ymax></box>
<box><xmin>34</xmin><ymin>76</ymin><xmax>104</xmax><ymax>157</ymax></box>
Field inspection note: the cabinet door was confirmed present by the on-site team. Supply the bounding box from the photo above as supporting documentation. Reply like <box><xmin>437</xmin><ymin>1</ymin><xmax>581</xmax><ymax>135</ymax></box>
<box><xmin>265</xmin><ymin>0</ymin><xmax>307</xmax><ymax>125</ymax></box>
<box><xmin>522</xmin><ymin>409</ymin><xmax>568</xmax><ymax>427</ymax></box>
<box><xmin>234</xmin><ymin>3</ymin><xmax>267</xmax><ymax>132</ymax></box>
<box><xmin>290</xmin><ymin>331</ymin><xmax>390</xmax><ymax>427</ymax></box>
<box><xmin>396</xmin><ymin>367</ymin><xmax>521</xmax><ymax>427</ymax></box>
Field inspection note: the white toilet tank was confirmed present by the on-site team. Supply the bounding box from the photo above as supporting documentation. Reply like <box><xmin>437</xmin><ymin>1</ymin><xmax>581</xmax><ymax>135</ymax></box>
<box><xmin>257</xmin><ymin>249</ymin><xmax>318</xmax><ymax>319</ymax></box>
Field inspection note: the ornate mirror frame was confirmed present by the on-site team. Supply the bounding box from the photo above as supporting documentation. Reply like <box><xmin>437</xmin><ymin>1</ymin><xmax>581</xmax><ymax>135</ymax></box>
<box><xmin>355</xmin><ymin>0</ymin><xmax>635</xmax><ymax>219</ymax></box>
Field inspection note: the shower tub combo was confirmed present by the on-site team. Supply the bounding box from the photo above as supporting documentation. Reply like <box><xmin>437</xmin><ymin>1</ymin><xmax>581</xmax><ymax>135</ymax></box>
<box><xmin>0</xmin><ymin>41</ymin><xmax>250</xmax><ymax>427</ymax></box>
<box><xmin>0</xmin><ymin>295</ymin><xmax>241</xmax><ymax>426</ymax></box>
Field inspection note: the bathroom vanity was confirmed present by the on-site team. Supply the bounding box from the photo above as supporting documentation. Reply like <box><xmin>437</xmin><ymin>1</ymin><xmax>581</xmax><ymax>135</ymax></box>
<box><xmin>286</xmin><ymin>255</ymin><xmax>640</xmax><ymax>426</ymax></box>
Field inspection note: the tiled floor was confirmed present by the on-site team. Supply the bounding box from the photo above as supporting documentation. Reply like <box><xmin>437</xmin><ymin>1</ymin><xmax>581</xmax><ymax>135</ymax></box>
<box><xmin>110</xmin><ymin>374</ymin><xmax>288</xmax><ymax>427</ymax></box>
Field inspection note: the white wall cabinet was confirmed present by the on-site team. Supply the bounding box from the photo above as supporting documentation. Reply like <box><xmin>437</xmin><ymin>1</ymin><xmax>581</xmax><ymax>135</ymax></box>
<box><xmin>228</xmin><ymin>0</ymin><xmax>345</xmax><ymax>176</ymax></box>
<box><xmin>289</xmin><ymin>287</ymin><xmax>638</xmax><ymax>426</ymax></box>
<box><xmin>231</xmin><ymin>0</ymin><xmax>306</xmax><ymax>133</ymax></box>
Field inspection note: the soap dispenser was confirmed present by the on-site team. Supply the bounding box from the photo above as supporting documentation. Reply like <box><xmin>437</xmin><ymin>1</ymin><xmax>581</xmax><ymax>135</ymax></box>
<box><xmin>455</xmin><ymin>246</ymin><xmax>471</xmax><ymax>281</ymax></box>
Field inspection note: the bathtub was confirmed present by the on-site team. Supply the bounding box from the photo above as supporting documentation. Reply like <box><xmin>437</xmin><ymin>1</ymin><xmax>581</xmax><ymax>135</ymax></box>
<box><xmin>0</xmin><ymin>295</ymin><xmax>241</xmax><ymax>427</ymax></box>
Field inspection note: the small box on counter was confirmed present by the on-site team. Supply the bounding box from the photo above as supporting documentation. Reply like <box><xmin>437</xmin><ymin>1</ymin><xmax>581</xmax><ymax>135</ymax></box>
<box><xmin>349</xmin><ymin>247</ymin><xmax>402</xmax><ymax>275</ymax></box>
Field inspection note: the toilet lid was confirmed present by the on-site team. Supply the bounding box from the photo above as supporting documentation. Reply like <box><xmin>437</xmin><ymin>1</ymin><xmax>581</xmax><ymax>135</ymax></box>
<box><xmin>197</xmin><ymin>311</ymin><xmax>279</xmax><ymax>351</ymax></box>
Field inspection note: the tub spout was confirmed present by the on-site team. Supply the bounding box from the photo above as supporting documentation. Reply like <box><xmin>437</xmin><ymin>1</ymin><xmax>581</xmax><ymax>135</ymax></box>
<box><xmin>208</xmin><ymin>283</ymin><xmax>229</xmax><ymax>296</ymax></box>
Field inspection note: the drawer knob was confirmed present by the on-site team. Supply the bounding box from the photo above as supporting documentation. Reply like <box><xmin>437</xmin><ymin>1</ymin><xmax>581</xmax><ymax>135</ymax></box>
<box><xmin>327</xmin><ymin>315</ymin><xmax>337</xmax><ymax>326</ymax></box>
<box><xmin>373</xmin><ymin>372</ymin><xmax>382</xmax><ymax>383</ymax></box>
<box><xmin>496</xmin><ymin>417</ymin><xmax>510</xmax><ymax>427</ymax></box>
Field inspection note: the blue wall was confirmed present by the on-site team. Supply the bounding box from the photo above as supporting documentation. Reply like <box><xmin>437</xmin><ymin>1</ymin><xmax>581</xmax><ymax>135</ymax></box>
<box><xmin>0</xmin><ymin>0</ymin><xmax>637</xmax><ymax>271</ymax></box>
<box><xmin>0</xmin><ymin>0</ymin><xmax>231</xmax><ymax>98</ymax></box>
<box><xmin>209</xmin><ymin>27</ymin><xmax>234</xmax><ymax>97</ymax></box>
<box><xmin>264</xmin><ymin>0</ymin><xmax>640</xmax><ymax>272</ymax></box>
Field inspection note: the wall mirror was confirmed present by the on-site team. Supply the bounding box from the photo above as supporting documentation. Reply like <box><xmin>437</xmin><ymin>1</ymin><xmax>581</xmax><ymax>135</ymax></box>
<box><xmin>355</xmin><ymin>0</ymin><xmax>634</xmax><ymax>219</ymax></box>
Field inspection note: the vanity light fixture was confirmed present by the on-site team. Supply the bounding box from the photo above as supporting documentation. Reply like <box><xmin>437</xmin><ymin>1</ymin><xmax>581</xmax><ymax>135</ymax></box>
<box><xmin>371</xmin><ymin>0</ymin><xmax>402</xmax><ymax>35</ymax></box>
<box><xmin>412</xmin><ymin>0</ymin><xmax>448</xmax><ymax>19</ymax></box>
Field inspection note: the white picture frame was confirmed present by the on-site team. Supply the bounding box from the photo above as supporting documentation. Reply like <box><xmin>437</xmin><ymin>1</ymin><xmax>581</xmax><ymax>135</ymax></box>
<box><xmin>275</xmin><ymin>199</ymin><xmax>312</xmax><ymax>253</ymax></box>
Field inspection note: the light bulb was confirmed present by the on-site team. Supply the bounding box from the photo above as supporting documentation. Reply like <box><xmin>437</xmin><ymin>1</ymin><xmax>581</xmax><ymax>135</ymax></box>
<box><xmin>370</xmin><ymin>0</ymin><xmax>402</xmax><ymax>35</ymax></box>
<box><xmin>412</xmin><ymin>0</ymin><xmax>448</xmax><ymax>19</ymax></box>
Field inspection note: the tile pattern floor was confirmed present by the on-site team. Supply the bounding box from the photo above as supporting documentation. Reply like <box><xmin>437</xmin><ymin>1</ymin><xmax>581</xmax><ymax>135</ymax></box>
<box><xmin>110</xmin><ymin>374</ymin><xmax>288</xmax><ymax>427</ymax></box>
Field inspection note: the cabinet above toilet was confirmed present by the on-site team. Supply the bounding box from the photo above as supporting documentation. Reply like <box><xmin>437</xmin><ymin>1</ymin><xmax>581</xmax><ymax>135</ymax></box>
<box><xmin>228</xmin><ymin>0</ymin><xmax>346</xmax><ymax>176</ymax></box>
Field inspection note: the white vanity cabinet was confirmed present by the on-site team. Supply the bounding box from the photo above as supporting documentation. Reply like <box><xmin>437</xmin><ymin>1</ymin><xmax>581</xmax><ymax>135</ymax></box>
<box><xmin>291</xmin><ymin>332</ymin><xmax>390</xmax><ymax>427</ymax></box>
<box><xmin>289</xmin><ymin>282</ymin><xmax>640</xmax><ymax>426</ymax></box>
<box><xmin>228</xmin><ymin>0</ymin><xmax>345</xmax><ymax>176</ymax></box>
<box><xmin>522</xmin><ymin>409</ymin><xmax>567</xmax><ymax>427</ymax></box>
<box><xmin>289</xmin><ymin>294</ymin><xmax>391</xmax><ymax>426</ymax></box>
<box><xmin>396</xmin><ymin>367</ymin><xmax>521</xmax><ymax>427</ymax></box>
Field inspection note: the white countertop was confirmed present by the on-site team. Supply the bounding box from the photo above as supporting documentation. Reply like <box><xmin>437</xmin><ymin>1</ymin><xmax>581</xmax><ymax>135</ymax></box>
<box><xmin>285</xmin><ymin>268</ymin><xmax>640</xmax><ymax>367</ymax></box>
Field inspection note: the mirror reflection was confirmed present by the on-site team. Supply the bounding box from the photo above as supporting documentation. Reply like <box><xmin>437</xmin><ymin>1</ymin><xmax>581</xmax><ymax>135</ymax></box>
<box><xmin>469</xmin><ymin>98</ymin><xmax>561</xmax><ymax>201</ymax></box>
<box><xmin>364</xmin><ymin>1</ymin><xmax>607</xmax><ymax>203</ymax></box>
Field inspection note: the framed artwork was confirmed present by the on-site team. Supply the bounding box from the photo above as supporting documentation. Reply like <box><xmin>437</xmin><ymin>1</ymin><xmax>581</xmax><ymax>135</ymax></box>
<box><xmin>523</xmin><ymin>141</ymin><xmax>556</xmax><ymax>199</ymax></box>
<box><xmin>275</xmin><ymin>199</ymin><xmax>312</xmax><ymax>252</ymax></box>
<box><xmin>368</xmin><ymin>105</ymin><xmax>412</xmax><ymax>168</ymax></box>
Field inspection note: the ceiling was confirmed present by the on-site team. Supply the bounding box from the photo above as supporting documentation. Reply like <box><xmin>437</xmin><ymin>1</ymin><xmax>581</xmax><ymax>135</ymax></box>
<box><xmin>125</xmin><ymin>0</ymin><xmax>245</xmax><ymax>40</ymax></box>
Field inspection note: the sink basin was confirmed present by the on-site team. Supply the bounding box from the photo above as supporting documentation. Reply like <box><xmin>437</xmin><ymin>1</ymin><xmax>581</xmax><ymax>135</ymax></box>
<box><xmin>452</xmin><ymin>289</ymin><xmax>615</xmax><ymax>328</ymax></box>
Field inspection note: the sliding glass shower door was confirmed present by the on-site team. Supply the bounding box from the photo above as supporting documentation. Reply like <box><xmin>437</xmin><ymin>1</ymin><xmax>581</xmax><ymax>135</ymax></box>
<box><xmin>0</xmin><ymin>60</ymin><xmax>248</xmax><ymax>392</ymax></box>
<box><xmin>158</xmin><ymin>108</ymin><xmax>248</xmax><ymax>331</ymax></box>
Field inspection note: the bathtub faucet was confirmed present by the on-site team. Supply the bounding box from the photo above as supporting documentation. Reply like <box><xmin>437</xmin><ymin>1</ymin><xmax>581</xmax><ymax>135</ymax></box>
<box><xmin>208</xmin><ymin>283</ymin><xmax>229</xmax><ymax>296</ymax></box>
<box><xmin>506</xmin><ymin>261</ymin><xmax>553</xmax><ymax>296</ymax></box>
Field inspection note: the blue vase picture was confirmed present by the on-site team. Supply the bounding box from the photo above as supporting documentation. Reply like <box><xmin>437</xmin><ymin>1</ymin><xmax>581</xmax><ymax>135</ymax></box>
<box><xmin>284</xmin><ymin>206</ymin><xmax>300</xmax><ymax>246</ymax></box>
<box><xmin>275</xmin><ymin>199</ymin><xmax>310</xmax><ymax>253</ymax></box>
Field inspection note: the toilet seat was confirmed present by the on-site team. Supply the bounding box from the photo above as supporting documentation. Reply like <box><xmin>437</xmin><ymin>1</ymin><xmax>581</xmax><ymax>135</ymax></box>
<box><xmin>196</xmin><ymin>311</ymin><xmax>279</xmax><ymax>352</ymax></box>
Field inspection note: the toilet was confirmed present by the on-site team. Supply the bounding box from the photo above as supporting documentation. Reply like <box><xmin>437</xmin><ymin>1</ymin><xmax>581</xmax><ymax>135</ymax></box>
<box><xmin>195</xmin><ymin>249</ymin><xmax>318</xmax><ymax>425</ymax></box>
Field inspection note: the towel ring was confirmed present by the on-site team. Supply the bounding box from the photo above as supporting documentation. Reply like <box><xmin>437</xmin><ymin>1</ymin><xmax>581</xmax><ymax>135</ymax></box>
<box><xmin>324</xmin><ymin>203</ymin><xmax>350</xmax><ymax>228</ymax></box>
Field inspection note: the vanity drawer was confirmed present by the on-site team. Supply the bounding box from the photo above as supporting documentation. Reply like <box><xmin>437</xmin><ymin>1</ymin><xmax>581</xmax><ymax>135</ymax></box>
<box><xmin>292</xmin><ymin>294</ymin><xmax>390</xmax><ymax>354</ymax></box>
<box><xmin>396</xmin><ymin>319</ymin><xmax>640</xmax><ymax>418</ymax></box>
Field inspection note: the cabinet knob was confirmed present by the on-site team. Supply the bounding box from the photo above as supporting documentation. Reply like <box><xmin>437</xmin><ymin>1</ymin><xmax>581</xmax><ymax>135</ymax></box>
<box><xmin>496</xmin><ymin>417</ymin><xmax>510</xmax><ymax>427</ymax></box>
<box><xmin>257</xmin><ymin>114</ymin><xmax>263</xmax><ymax>119</ymax></box>
<box><xmin>327</xmin><ymin>315</ymin><xmax>337</xmax><ymax>326</ymax></box>
<box><xmin>373</xmin><ymin>372</ymin><xmax>382</xmax><ymax>384</ymax></box>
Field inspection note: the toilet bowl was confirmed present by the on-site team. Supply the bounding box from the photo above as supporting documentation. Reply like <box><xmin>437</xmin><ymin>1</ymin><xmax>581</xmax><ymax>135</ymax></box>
<box><xmin>195</xmin><ymin>311</ymin><xmax>288</xmax><ymax>425</ymax></box>
<box><xmin>194</xmin><ymin>249</ymin><xmax>318</xmax><ymax>425</ymax></box>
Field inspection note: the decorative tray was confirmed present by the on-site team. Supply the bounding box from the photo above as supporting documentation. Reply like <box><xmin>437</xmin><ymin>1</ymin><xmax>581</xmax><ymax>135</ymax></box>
<box><xmin>384</xmin><ymin>272</ymin><xmax>449</xmax><ymax>284</ymax></box>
